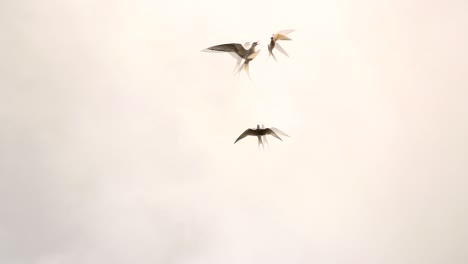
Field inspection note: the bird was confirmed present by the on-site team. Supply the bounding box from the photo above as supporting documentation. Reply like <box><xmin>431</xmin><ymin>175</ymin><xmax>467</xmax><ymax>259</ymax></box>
<box><xmin>268</xmin><ymin>29</ymin><xmax>295</xmax><ymax>61</ymax></box>
<box><xmin>234</xmin><ymin>124</ymin><xmax>286</xmax><ymax>148</ymax></box>
<box><xmin>202</xmin><ymin>41</ymin><xmax>260</xmax><ymax>78</ymax></box>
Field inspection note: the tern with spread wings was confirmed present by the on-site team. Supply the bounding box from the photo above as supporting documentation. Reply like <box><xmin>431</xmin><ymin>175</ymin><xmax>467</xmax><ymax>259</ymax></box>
<box><xmin>268</xmin><ymin>29</ymin><xmax>295</xmax><ymax>61</ymax></box>
<box><xmin>234</xmin><ymin>124</ymin><xmax>287</xmax><ymax>148</ymax></box>
<box><xmin>202</xmin><ymin>41</ymin><xmax>260</xmax><ymax>78</ymax></box>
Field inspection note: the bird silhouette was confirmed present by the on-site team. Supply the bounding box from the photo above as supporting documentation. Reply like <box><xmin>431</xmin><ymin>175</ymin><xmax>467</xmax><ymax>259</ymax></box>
<box><xmin>234</xmin><ymin>124</ymin><xmax>286</xmax><ymax>148</ymax></box>
<box><xmin>268</xmin><ymin>30</ymin><xmax>295</xmax><ymax>61</ymax></box>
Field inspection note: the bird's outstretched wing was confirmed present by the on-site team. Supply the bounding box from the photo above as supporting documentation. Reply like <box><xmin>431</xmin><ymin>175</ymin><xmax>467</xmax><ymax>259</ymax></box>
<box><xmin>271</xmin><ymin>127</ymin><xmax>289</xmax><ymax>137</ymax></box>
<box><xmin>273</xmin><ymin>29</ymin><xmax>295</xmax><ymax>41</ymax></box>
<box><xmin>234</xmin><ymin>129</ymin><xmax>255</xmax><ymax>144</ymax></box>
<box><xmin>202</xmin><ymin>43</ymin><xmax>247</xmax><ymax>58</ymax></box>
<box><xmin>274</xmin><ymin>42</ymin><xmax>289</xmax><ymax>57</ymax></box>
<box><xmin>265</xmin><ymin>129</ymin><xmax>283</xmax><ymax>141</ymax></box>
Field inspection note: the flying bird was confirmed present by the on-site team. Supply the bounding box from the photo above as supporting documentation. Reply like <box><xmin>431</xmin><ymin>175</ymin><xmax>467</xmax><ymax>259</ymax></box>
<box><xmin>268</xmin><ymin>29</ymin><xmax>295</xmax><ymax>61</ymax></box>
<box><xmin>202</xmin><ymin>41</ymin><xmax>260</xmax><ymax>78</ymax></box>
<box><xmin>234</xmin><ymin>124</ymin><xmax>286</xmax><ymax>148</ymax></box>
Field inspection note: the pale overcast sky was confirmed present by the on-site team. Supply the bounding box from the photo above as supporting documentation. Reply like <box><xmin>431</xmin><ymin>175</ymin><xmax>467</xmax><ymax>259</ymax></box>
<box><xmin>1</xmin><ymin>0</ymin><xmax>467</xmax><ymax>263</ymax></box>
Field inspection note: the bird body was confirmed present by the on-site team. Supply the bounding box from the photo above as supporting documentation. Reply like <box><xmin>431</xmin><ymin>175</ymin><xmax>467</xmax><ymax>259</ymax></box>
<box><xmin>236</xmin><ymin>46</ymin><xmax>261</xmax><ymax>79</ymax></box>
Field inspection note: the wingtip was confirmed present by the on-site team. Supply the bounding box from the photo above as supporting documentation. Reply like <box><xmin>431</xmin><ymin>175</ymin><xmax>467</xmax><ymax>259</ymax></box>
<box><xmin>270</xmin><ymin>51</ymin><xmax>278</xmax><ymax>62</ymax></box>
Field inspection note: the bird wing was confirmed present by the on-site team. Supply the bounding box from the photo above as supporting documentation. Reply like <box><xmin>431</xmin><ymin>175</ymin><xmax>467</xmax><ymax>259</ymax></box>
<box><xmin>274</xmin><ymin>42</ymin><xmax>289</xmax><ymax>57</ymax></box>
<box><xmin>277</xmin><ymin>29</ymin><xmax>295</xmax><ymax>36</ymax></box>
<box><xmin>226</xmin><ymin>53</ymin><xmax>243</xmax><ymax>72</ymax></box>
<box><xmin>271</xmin><ymin>127</ymin><xmax>289</xmax><ymax>137</ymax></box>
<box><xmin>203</xmin><ymin>43</ymin><xmax>247</xmax><ymax>58</ymax></box>
<box><xmin>234</xmin><ymin>129</ymin><xmax>255</xmax><ymax>144</ymax></box>
<box><xmin>276</xmin><ymin>34</ymin><xmax>292</xmax><ymax>41</ymax></box>
<box><xmin>265</xmin><ymin>129</ymin><xmax>283</xmax><ymax>141</ymax></box>
<box><xmin>269</xmin><ymin>50</ymin><xmax>277</xmax><ymax>61</ymax></box>
<box><xmin>268</xmin><ymin>43</ymin><xmax>278</xmax><ymax>61</ymax></box>
<box><xmin>273</xmin><ymin>29</ymin><xmax>295</xmax><ymax>41</ymax></box>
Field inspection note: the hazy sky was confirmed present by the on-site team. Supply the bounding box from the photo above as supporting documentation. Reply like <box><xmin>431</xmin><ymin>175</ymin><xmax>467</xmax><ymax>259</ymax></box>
<box><xmin>1</xmin><ymin>0</ymin><xmax>467</xmax><ymax>263</ymax></box>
